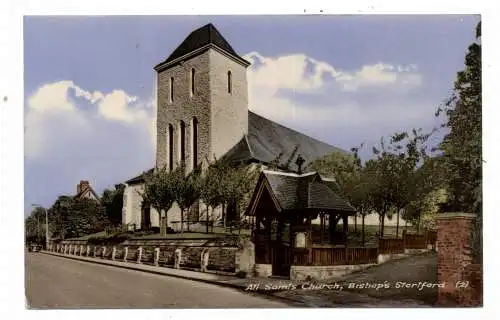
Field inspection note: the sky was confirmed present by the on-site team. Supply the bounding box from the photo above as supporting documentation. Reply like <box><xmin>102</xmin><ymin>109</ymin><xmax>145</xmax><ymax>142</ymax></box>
<box><xmin>23</xmin><ymin>15</ymin><xmax>480</xmax><ymax>216</ymax></box>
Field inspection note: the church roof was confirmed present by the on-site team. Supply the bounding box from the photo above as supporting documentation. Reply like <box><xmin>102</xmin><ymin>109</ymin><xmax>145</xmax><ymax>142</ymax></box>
<box><xmin>154</xmin><ymin>23</ymin><xmax>248</xmax><ymax>70</ymax></box>
<box><xmin>223</xmin><ymin>111</ymin><xmax>348</xmax><ymax>170</ymax></box>
<box><xmin>127</xmin><ymin>111</ymin><xmax>347</xmax><ymax>185</ymax></box>
<box><xmin>125</xmin><ymin>168</ymin><xmax>154</xmax><ymax>185</ymax></box>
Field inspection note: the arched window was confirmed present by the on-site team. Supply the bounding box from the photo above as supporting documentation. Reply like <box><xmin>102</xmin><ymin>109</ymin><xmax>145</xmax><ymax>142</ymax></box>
<box><xmin>170</xmin><ymin>77</ymin><xmax>174</xmax><ymax>102</ymax></box>
<box><xmin>192</xmin><ymin>117</ymin><xmax>198</xmax><ymax>169</ymax></box>
<box><xmin>191</xmin><ymin>68</ymin><xmax>195</xmax><ymax>96</ymax></box>
<box><xmin>227</xmin><ymin>71</ymin><xmax>232</xmax><ymax>94</ymax></box>
<box><xmin>168</xmin><ymin>124</ymin><xmax>174</xmax><ymax>171</ymax></box>
<box><xmin>179</xmin><ymin>120</ymin><xmax>186</xmax><ymax>163</ymax></box>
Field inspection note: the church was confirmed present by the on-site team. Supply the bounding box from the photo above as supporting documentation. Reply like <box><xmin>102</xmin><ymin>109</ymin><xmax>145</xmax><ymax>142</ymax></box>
<box><xmin>121</xmin><ymin>23</ymin><xmax>351</xmax><ymax>231</ymax></box>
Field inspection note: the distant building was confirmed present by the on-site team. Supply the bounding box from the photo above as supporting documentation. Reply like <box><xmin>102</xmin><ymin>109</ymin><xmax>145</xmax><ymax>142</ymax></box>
<box><xmin>73</xmin><ymin>180</ymin><xmax>100</xmax><ymax>202</ymax></box>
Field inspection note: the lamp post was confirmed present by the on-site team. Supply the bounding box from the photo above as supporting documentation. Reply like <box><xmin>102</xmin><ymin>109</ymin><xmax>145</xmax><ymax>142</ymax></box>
<box><xmin>32</xmin><ymin>204</ymin><xmax>48</xmax><ymax>250</ymax></box>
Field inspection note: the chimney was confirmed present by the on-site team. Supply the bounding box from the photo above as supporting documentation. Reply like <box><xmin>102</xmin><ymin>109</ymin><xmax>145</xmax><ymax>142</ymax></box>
<box><xmin>77</xmin><ymin>180</ymin><xmax>90</xmax><ymax>194</ymax></box>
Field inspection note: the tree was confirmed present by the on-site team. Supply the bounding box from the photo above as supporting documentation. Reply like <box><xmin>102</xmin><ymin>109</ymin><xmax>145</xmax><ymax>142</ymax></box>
<box><xmin>308</xmin><ymin>148</ymin><xmax>374</xmax><ymax>245</ymax></box>
<box><xmin>199</xmin><ymin>158</ymin><xmax>225</xmax><ymax>233</ymax></box>
<box><xmin>25</xmin><ymin>207</ymin><xmax>46</xmax><ymax>244</ymax></box>
<box><xmin>140</xmin><ymin>167</ymin><xmax>177</xmax><ymax>236</ymax></box>
<box><xmin>100</xmin><ymin>184</ymin><xmax>125</xmax><ymax>226</ymax></box>
<box><xmin>62</xmin><ymin>198</ymin><xmax>108</xmax><ymax>238</ymax></box>
<box><xmin>172</xmin><ymin>163</ymin><xmax>202</xmax><ymax>233</ymax></box>
<box><xmin>436</xmin><ymin>21</ymin><xmax>482</xmax><ymax>262</ymax></box>
<box><xmin>403</xmin><ymin>155</ymin><xmax>448</xmax><ymax>232</ymax></box>
<box><xmin>221</xmin><ymin>163</ymin><xmax>260</xmax><ymax>232</ymax></box>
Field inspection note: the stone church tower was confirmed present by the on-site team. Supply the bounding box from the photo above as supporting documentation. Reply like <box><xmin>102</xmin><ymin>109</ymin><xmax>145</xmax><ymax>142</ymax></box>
<box><xmin>154</xmin><ymin>23</ymin><xmax>251</xmax><ymax>171</ymax></box>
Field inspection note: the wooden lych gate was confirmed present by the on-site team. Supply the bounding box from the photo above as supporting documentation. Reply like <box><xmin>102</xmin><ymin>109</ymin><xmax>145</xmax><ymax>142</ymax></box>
<box><xmin>246</xmin><ymin>170</ymin><xmax>357</xmax><ymax>277</ymax></box>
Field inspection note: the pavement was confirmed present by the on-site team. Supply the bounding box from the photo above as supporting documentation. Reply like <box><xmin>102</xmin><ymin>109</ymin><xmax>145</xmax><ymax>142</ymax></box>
<box><xmin>33</xmin><ymin>250</ymin><xmax>437</xmax><ymax>308</ymax></box>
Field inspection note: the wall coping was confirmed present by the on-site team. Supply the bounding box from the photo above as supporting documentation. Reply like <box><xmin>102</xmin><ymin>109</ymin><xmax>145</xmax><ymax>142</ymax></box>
<box><xmin>435</xmin><ymin>212</ymin><xmax>476</xmax><ymax>220</ymax></box>
<box><xmin>291</xmin><ymin>264</ymin><xmax>375</xmax><ymax>270</ymax></box>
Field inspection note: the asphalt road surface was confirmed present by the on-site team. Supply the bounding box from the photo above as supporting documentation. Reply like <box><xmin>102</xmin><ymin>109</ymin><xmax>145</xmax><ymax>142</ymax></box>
<box><xmin>25</xmin><ymin>253</ymin><xmax>289</xmax><ymax>309</ymax></box>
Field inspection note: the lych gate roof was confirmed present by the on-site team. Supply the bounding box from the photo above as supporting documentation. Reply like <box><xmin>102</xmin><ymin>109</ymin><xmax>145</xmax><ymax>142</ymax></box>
<box><xmin>223</xmin><ymin>111</ymin><xmax>348</xmax><ymax>170</ymax></box>
<box><xmin>154</xmin><ymin>23</ymin><xmax>248</xmax><ymax>69</ymax></box>
<box><xmin>246</xmin><ymin>171</ymin><xmax>356</xmax><ymax>215</ymax></box>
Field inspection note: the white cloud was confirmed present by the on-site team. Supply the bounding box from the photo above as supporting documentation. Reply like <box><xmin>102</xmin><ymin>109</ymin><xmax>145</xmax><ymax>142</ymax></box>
<box><xmin>244</xmin><ymin>52</ymin><xmax>434</xmax><ymax>151</ymax></box>
<box><xmin>25</xmin><ymin>80</ymin><xmax>155</xmax><ymax>159</ymax></box>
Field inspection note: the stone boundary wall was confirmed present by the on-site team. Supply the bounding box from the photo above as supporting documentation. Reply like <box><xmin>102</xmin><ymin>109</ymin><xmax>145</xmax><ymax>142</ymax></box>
<box><xmin>47</xmin><ymin>237</ymin><xmax>254</xmax><ymax>277</ymax></box>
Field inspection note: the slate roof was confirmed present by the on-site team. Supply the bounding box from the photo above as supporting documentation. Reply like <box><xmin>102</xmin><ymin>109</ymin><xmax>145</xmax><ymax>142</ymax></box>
<box><xmin>129</xmin><ymin>111</ymin><xmax>347</xmax><ymax>185</ymax></box>
<box><xmin>259</xmin><ymin>171</ymin><xmax>356</xmax><ymax>213</ymax></box>
<box><xmin>125</xmin><ymin>168</ymin><xmax>154</xmax><ymax>185</ymax></box>
<box><xmin>154</xmin><ymin>23</ymin><xmax>248</xmax><ymax>69</ymax></box>
<box><xmin>223</xmin><ymin>111</ymin><xmax>348</xmax><ymax>171</ymax></box>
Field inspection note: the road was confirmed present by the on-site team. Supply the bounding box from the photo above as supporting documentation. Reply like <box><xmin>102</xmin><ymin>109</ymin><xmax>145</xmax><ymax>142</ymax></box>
<box><xmin>273</xmin><ymin>252</ymin><xmax>437</xmax><ymax>307</ymax></box>
<box><xmin>25</xmin><ymin>253</ymin><xmax>289</xmax><ymax>309</ymax></box>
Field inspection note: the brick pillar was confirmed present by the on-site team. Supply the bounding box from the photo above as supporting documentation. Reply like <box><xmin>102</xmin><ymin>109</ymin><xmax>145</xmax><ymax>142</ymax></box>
<box><xmin>436</xmin><ymin>213</ymin><xmax>482</xmax><ymax>306</ymax></box>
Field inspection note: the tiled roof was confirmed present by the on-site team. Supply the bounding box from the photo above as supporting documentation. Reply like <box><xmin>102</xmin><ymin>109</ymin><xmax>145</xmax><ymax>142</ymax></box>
<box><xmin>223</xmin><ymin>111</ymin><xmax>348</xmax><ymax>171</ymax></box>
<box><xmin>262</xmin><ymin>171</ymin><xmax>356</xmax><ymax>213</ymax></box>
<box><xmin>154</xmin><ymin>23</ymin><xmax>248</xmax><ymax>69</ymax></box>
<box><xmin>74</xmin><ymin>185</ymin><xmax>100</xmax><ymax>201</ymax></box>
<box><xmin>125</xmin><ymin>168</ymin><xmax>154</xmax><ymax>185</ymax></box>
<box><xmin>132</xmin><ymin>111</ymin><xmax>347</xmax><ymax>185</ymax></box>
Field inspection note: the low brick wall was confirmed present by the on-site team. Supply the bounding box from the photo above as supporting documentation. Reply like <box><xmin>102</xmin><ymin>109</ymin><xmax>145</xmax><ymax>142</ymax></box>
<box><xmin>125</xmin><ymin>246</ymin><xmax>138</xmax><ymax>261</ymax></box>
<box><xmin>158</xmin><ymin>247</ymin><xmax>176</xmax><ymax>266</ymax></box>
<box><xmin>207</xmin><ymin>247</ymin><xmax>237</xmax><ymax>273</ymax></box>
<box><xmin>114</xmin><ymin>246</ymin><xmax>125</xmax><ymax>260</ymax></box>
<box><xmin>180</xmin><ymin>247</ymin><xmax>204</xmax><ymax>269</ymax></box>
<box><xmin>140</xmin><ymin>247</ymin><xmax>155</xmax><ymax>264</ymax></box>
<box><xmin>95</xmin><ymin>246</ymin><xmax>103</xmax><ymax>257</ymax></box>
<box><xmin>53</xmin><ymin>236</ymin><xmax>252</xmax><ymax>277</ymax></box>
<box><xmin>103</xmin><ymin>246</ymin><xmax>113</xmax><ymax>259</ymax></box>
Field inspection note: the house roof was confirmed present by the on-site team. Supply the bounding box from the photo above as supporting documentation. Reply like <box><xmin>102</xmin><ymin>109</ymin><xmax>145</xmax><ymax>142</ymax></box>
<box><xmin>247</xmin><ymin>170</ymin><xmax>356</xmax><ymax>214</ymax></box>
<box><xmin>74</xmin><ymin>184</ymin><xmax>100</xmax><ymax>201</ymax></box>
<box><xmin>154</xmin><ymin>23</ymin><xmax>248</xmax><ymax>70</ymax></box>
<box><xmin>223</xmin><ymin>111</ymin><xmax>348</xmax><ymax>171</ymax></box>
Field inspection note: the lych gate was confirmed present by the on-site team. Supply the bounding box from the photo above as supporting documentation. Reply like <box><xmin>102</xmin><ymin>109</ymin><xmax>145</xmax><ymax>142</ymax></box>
<box><xmin>246</xmin><ymin>170</ymin><xmax>357</xmax><ymax>277</ymax></box>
